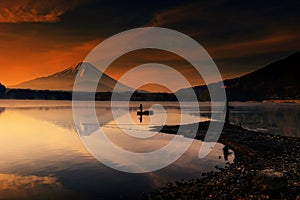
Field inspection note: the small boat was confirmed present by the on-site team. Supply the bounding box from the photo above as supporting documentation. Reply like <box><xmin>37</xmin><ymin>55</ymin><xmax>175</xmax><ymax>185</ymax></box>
<box><xmin>137</xmin><ymin>104</ymin><xmax>154</xmax><ymax>116</ymax></box>
<box><xmin>137</xmin><ymin>104</ymin><xmax>153</xmax><ymax>123</ymax></box>
<box><xmin>137</xmin><ymin>110</ymin><xmax>153</xmax><ymax>115</ymax></box>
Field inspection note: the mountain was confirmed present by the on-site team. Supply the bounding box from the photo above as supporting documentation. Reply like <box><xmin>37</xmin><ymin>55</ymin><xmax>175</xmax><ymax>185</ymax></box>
<box><xmin>10</xmin><ymin>62</ymin><xmax>132</xmax><ymax>92</ymax></box>
<box><xmin>177</xmin><ymin>51</ymin><xmax>300</xmax><ymax>101</ymax></box>
<box><xmin>0</xmin><ymin>83</ymin><xmax>6</xmax><ymax>95</ymax></box>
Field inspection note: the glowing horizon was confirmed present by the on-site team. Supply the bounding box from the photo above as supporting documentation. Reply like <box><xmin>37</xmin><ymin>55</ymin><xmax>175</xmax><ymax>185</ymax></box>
<box><xmin>0</xmin><ymin>1</ymin><xmax>299</xmax><ymax>92</ymax></box>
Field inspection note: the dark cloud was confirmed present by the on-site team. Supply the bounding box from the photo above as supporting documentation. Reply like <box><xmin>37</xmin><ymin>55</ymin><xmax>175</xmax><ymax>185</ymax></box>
<box><xmin>0</xmin><ymin>0</ymin><xmax>299</xmax><ymax>86</ymax></box>
<box><xmin>145</xmin><ymin>0</ymin><xmax>300</xmax><ymax>75</ymax></box>
<box><xmin>0</xmin><ymin>0</ymin><xmax>85</xmax><ymax>23</ymax></box>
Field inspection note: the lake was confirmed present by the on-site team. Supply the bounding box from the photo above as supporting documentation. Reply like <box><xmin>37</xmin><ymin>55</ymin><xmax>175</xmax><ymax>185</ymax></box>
<box><xmin>0</xmin><ymin>100</ymin><xmax>298</xmax><ymax>199</ymax></box>
<box><xmin>229</xmin><ymin>102</ymin><xmax>300</xmax><ymax>137</ymax></box>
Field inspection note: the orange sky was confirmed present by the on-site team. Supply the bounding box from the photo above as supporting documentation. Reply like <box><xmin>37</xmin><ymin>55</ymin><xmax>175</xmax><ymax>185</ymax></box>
<box><xmin>0</xmin><ymin>0</ymin><xmax>299</xmax><ymax>90</ymax></box>
<box><xmin>1</xmin><ymin>30</ymin><xmax>298</xmax><ymax>88</ymax></box>
<box><xmin>0</xmin><ymin>33</ymin><xmax>100</xmax><ymax>86</ymax></box>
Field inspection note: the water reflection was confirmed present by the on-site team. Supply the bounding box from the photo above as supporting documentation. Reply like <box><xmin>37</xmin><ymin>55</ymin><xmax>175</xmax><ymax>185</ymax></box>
<box><xmin>0</xmin><ymin>173</ymin><xmax>65</xmax><ymax>199</ymax></box>
<box><xmin>0</xmin><ymin>107</ymin><xmax>4</xmax><ymax>115</ymax></box>
<box><xmin>222</xmin><ymin>145</ymin><xmax>233</xmax><ymax>161</ymax></box>
<box><xmin>0</xmin><ymin>100</ymin><xmax>233</xmax><ymax>199</ymax></box>
<box><xmin>230</xmin><ymin>102</ymin><xmax>300</xmax><ymax>137</ymax></box>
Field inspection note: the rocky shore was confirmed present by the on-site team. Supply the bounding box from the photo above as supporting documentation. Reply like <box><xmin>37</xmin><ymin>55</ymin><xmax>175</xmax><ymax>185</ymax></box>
<box><xmin>144</xmin><ymin>122</ymin><xmax>300</xmax><ymax>199</ymax></box>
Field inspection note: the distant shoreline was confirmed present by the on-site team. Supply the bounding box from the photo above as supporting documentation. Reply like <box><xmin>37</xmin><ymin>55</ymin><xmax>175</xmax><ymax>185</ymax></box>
<box><xmin>262</xmin><ymin>99</ymin><xmax>300</xmax><ymax>104</ymax></box>
<box><xmin>1</xmin><ymin>88</ymin><xmax>300</xmax><ymax>102</ymax></box>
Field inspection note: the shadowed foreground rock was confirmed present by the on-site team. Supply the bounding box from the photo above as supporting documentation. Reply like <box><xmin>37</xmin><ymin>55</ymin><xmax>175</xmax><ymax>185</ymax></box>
<box><xmin>253</xmin><ymin>169</ymin><xmax>287</xmax><ymax>192</ymax></box>
<box><xmin>143</xmin><ymin>122</ymin><xmax>300</xmax><ymax>200</ymax></box>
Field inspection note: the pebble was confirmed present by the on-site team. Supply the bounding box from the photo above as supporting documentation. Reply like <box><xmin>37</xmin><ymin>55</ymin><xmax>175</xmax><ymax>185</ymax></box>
<box><xmin>144</xmin><ymin>122</ymin><xmax>300</xmax><ymax>200</ymax></box>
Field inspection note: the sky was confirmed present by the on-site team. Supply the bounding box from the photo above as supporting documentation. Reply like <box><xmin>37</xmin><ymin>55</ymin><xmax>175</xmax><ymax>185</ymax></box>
<box><xmin>0</xmin><ymin>0</ymin><xmax>299</xmax><ymax>91</ymax></box>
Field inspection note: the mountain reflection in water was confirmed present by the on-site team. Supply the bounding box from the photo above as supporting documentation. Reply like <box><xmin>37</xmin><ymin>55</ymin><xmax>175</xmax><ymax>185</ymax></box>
<box><xmin>0</xmin><ymin>100</ymin><xmax>234</xmax><ymax>199</ymax></box>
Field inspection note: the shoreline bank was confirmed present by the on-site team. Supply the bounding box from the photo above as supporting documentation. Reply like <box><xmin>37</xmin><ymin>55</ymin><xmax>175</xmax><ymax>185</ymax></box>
<box><xmin>145</xmin><ymin>122</ymin><xmax>300</xmax><ymax>199</ymax></box>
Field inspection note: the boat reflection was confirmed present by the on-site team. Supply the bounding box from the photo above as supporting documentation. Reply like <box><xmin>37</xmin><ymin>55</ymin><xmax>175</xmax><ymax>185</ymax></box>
<box><xmin>0</xmin><ymin>100</ymin><xmax>234</xmax><ymax>199</ymax></box>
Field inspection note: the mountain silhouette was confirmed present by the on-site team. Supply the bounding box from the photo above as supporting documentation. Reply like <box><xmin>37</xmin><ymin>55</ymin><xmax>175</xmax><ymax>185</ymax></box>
<box><xmin>11</xmin><ymin>62</ymin><xmax>132</xmax><ymax>92</ymax></box>
<box><xmin>177</xmin><ymin>51</ymin><xmax>300</xmax><ymax>101</ymax></box>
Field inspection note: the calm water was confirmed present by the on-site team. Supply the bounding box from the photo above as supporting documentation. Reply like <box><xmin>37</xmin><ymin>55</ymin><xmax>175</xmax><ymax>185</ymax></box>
<box><xmin>0</xmin><ymin>100</ymin><xmax>233</xmax><ymax>200</ymax></box>
<box><xmin>0</xmin><ymin>100</ymin><xmax>298</xmax><ymax>199</ymax></box>
<box><xmin>229</xmin><ymin>102</ymin><xmax>300</xmax><ymax>137</ymax></box>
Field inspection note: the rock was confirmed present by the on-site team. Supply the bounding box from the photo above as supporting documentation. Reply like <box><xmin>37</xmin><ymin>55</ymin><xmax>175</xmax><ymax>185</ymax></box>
<box><xmin>252</xmin><ymin>169</ymin><xmax>287</xmax><ymax>192</ymax></box>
